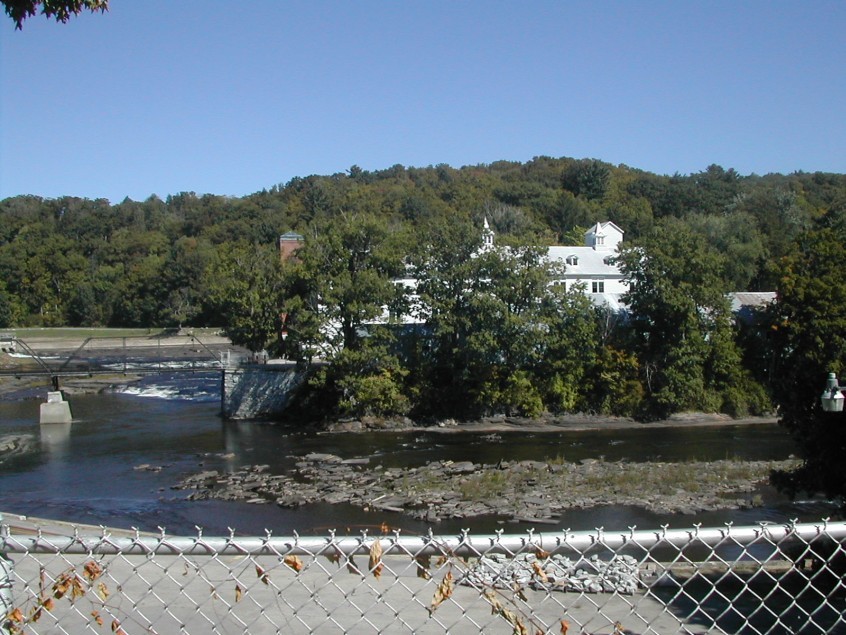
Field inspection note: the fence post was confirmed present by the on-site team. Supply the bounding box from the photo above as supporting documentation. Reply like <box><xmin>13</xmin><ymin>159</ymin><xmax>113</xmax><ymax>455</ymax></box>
<box><xmin>0</xmin><ymin>514</ymin><xmax>14</xmax><ymax>634</ymax></box>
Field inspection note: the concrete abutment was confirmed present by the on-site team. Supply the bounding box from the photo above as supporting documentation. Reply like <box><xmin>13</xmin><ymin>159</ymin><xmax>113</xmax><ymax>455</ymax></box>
<box><xmin>220</xmin><ymin>363</ymin><xmax>313</xmax><ymax>420</ymax></box>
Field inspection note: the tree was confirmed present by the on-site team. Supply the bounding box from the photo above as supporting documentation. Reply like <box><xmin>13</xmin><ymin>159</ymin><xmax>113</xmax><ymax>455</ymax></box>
<box><xmin>408</xmin><ymin>217</ymin><xmax>485</xmax><ymax>416</ymax></box>
<box><xmin>158</xmin><ymin>236</ymin><xmax>213</xmax><ymax>328</ymax></box>
<box><xmin>3</xmin><ymin>0</ymin><xmax>107</xmax><ymax>28</ymax></box>
<box><xmin>281</xmin><ymin>214</ymin><xmax>410</xmax><ymax>418</ymax></box>
<box><xmin>204</xmin><ymin>243</ymin><xmax>286</xmax><ymax>353</ymax></box>
<box><xmin>0</xmin><ymin>280</ymin><xmax>13</xmax><ymax>327</ymax></box>
<box><xmin>282</xmin><ymin>213</ymin><xmax>405</xmax><ymax>360</ymax></box>
<box><xmin>684</xmin><ymin>211</ymin><xmax>766</xmax><ymax>291</ymax></box>
<box><xmin>769</xmin><ymin>221</ymin><xmax>846</xmax><ymax>507</ymax></box>
<box><xmin>561</xmin><ymin>160</ymin><xmax>611</xmax><ymax>200</ymax></box>
<box><xmin>409</xmin><ymin>219</ymin><xmax>574</xmax><ymax>417</ymax></box>
<box><xmin>618</xmin><ymin>218</ymin><xmax>753</xmax><ymax>418</ymax></box>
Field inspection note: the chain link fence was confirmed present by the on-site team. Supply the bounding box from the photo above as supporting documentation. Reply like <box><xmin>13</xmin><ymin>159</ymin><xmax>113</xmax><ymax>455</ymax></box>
<box><xmin>2</xmin><ymin>516</ymin><xmax>845</xmax><ymax>634</ymax></box>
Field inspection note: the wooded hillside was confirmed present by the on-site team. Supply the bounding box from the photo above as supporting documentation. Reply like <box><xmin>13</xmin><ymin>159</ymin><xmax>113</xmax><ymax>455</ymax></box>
<box><xmin>2</xmin><ymin>158</ymin><xmax>843</xmax><ymax>330</ymax></box>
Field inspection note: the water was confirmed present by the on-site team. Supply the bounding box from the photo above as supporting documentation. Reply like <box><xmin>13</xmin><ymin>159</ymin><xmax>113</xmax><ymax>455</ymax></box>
<box><xmin>0</xmin><ymin>373</ymin><xmax>834</xmax><ymax>536</ymax></box>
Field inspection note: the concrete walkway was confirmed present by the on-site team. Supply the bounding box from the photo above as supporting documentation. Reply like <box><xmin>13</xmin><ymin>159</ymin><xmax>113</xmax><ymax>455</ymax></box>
<box><xmin>1</xmin><ymin>514</ymin><xmax>709</xmax><ymax>635</ymax></box>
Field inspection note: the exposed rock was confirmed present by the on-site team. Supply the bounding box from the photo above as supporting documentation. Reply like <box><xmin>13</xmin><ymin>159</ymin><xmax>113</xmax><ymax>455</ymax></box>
<box><xmin>172</xmin><ymin>456</ymin><xmax>799</xmax><ymax>524</ymax></box>
<box><xmin>458</xmin><ymin>553</ymin><xmax>643</xmax><ymax>595</ymax></box>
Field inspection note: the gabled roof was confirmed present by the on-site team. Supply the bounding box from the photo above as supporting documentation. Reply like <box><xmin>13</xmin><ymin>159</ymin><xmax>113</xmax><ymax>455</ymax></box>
<box><xmin>546</xmin><ymin>246</ymin><xmax>620</xmax><ymax>276</ymax></box>
<box><xmin>585</xmin><ymin>221</ymin><xmax>624</xmax><ymax>237</ymax></box>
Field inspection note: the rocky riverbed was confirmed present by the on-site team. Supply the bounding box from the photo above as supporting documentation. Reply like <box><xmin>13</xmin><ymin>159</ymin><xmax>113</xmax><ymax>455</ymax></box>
<box><xmin>173</xmin><ymin>453</ymin><xmax>800</xmax><ymax>524</ymax></box>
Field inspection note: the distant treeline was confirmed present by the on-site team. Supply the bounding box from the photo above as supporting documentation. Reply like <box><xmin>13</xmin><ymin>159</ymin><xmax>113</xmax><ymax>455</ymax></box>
<box><xmin>1</xmin><ymin>158</ymin><xmax>843</xmax><ymax>330</ymax></box>
<box><xmin>2</xmin><ymin>158</ymin><xmax>846</xmax><ymax>424</ymax></box>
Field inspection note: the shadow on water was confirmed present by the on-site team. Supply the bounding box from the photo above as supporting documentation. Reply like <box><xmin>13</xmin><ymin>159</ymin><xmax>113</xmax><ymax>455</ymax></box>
<box><xmin>652</xmin><ymin>566</ymin><xmax>846</xmax><ymax>634</ymax></box>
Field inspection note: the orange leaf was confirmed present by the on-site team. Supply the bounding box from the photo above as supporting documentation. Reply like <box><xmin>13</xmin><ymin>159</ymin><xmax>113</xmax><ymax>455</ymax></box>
<box><xmin>369</xmin><ymin>539</ymin><xmax>384</xmax><ymax>579</ymax></box>
<box><xmin>7</xmin><ymin>607</ymin><xmax>24</xmax><ymax>623</ymax></box>
<box><xmin>91</xmin><ymin>610</ymin><xmax>104</xmax><ymax>626</ymax></box>
<box><xmin>97</xmin><ymin>582</ymin><xmax>110</xmax><ymax>601</ymax></box>
<box><xmin>560</xmin><ymin>619</ymin><xmax>570</xmax><ymax>634</ymax></box>
<box><xmin>415</xmin><ymin>555</ymin><xmax>431</xmax><ymax>580</ymax></box>
<box><xmin>110</xmin><ymin>617</ymin><xmax>128</xmax><ymax>635</ymax></box>
<box><xmin>42</xmin><ymin>597</ymin><xmax>55</xmax><ymax>612</ymax></box>
<box><xmin>484</xmin><ymin>589</ymin><xmax>503</xmax><ymax>613</ymax></box>
<box><xmin>484</xmin><ymin>591</ymin><xmax>528</xmax><ymax>635</ymax></box>
<box><xmin>83</xmin><ymin>561</ymin><xmax>103</xmax><ymax>581</ymax></box>
<box><xmin>29</xmin><ymin>606</ymin><xmax>42</xmax><ymax>623</ymax></box>
<box><xmin>235</xmin><ymin>584</ymin><xmax>243</xmax><ymax>603</ymax></box>
<box><xmin>512</xmin><ymin>581</ymin><xmax>528</xmax><ymax>602</ymax></box>
<box><xmin>70</xmin><ymin>575</ymin><xmax>86</xmax><ymax>600</ymax></box>
<box><xmin>255</xmin><ymin>564</ymin><xmax>269</xmax><ymax>585</ymax></box>
<box><xmin>429</xmin><ymin>570</ymin><xmax>454</xmax><ymax>613</ymax></box>
<box><xmin>324</xmin><ymin>547</ymin><xmax>341</xmax><ymax>565</ymax></box>
<box><xmin>53</xmin><ymin>573</ymin><xmax>71</xmax><ymax>599</ymax></box>
<box><xmin>284</xmin><ymin>555</ymin><xmax>304</xmax><ymax>572</ymax></box>
<box><xmin>531</xmin><ymin>561</ymin><xmax>548</xmax><ymax>583</ymax></box>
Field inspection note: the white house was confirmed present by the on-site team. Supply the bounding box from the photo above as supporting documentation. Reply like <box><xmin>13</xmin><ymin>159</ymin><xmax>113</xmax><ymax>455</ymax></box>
<box><xmin>380</xmin><ymin>220</ymin><xmax>628</xmax><ymax>324</ymax></box>
<box><xmin>546</xmin><ymin>221</ymin><xmax>628</xmax><ymax>308</ymax></box>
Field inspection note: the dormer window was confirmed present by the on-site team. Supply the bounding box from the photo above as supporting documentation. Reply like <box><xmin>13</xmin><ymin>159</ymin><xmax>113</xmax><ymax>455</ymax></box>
<box><xmin>603</xmin><ymin>256</ymin><xmax>615</xmax><ymax>265</ymax></box>
<box><xmin>565</xmin><ymin>255</ymin><xmax>579</xmax><ymax>266</ymax></box>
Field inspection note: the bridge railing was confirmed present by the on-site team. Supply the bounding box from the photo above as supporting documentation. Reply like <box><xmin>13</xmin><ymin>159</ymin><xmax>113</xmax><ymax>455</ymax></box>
<box><xmin>2</xmin><ymin>518</ymin><xmax>845</xmax><ymax>634</ymax></box>
<box><xmin>0</xmin><ymin>335</ymin><xmax>232</xmax><ymax>378</ymax></box>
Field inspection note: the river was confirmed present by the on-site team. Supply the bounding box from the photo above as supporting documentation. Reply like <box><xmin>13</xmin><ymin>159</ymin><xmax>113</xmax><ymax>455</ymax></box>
<box><xmin>0</xmin><ymin>372</ymin><xmax>835</xmax><ymax>536</ymax></box>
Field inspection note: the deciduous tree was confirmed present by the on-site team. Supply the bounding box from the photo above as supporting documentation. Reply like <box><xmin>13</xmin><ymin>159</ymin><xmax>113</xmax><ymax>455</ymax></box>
<box><xmin>204</xmin><ymin>243</ymin><xmax>286</xmax><ymax>353</ymax></box>
<box><xmin>3</xmin><ymin>0</ymin><xmax>107</xmax><ymax>28</ymax></box>
<box><xmin>770</xmin><ymin>220</ymin><xmax>846</xmax><ymax>506</ymax></box>
<box><xmin>618</xmin><ymin>218</ymin><xmax>751</xmax><ymax>418</ymax></box>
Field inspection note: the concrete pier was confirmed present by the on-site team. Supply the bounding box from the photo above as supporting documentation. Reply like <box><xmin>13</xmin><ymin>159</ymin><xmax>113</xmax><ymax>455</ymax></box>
<box><xmin>39</xmin><ymin>391</ymin><xmax>73</xmax><ymax>424</ymax></box>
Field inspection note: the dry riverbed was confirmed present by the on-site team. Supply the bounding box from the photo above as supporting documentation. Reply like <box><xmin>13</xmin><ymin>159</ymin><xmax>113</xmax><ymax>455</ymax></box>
<box><xmin>173</xmin><ymin>453</ymin><xmax>800</xmax><ymax>524</ymax></box>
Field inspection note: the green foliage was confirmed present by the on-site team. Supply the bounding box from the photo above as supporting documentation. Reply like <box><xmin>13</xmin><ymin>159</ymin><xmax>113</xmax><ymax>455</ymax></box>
<box><xmin>619</xmin><ymin>217</ymin><xmax>747</xmax><ymax>418</ymax></box>
<box><xmin>304</xmin><ymin>331</ymin><xmax>410</xmax><ymax>419</ymax></box>
<box><xmin>203</xmin><ymin>243</ymin><xmax>286</xmax><ymax>353</ymax></box>
<box><xmin>588</xmin><ymin>346</ymin><xmax>644</xmax><ymax>417</ymax></box>
<box><xmin>3</xmin><ymin>0</ymin><xmax>107</xmax><ymax>29</ymax></box>
<box><xmin>561</xmin><ymin>159</ymin><xmax>611</xmax><ymax>200</ymax></box>
<box><xmin>501</xmin><ymin>371</ymin><xmax>544</xmax><ymax>418</ymax></box>
<box><xmin>769</xmin><ymin>219</ymin><xmax>846</xmax><ymax>505</ymax></box>
<box><xmin>0</xmin><ymin>280</ymin><xmax>13</xmax><ymax>327</ymax></box>
<box><xmin>281</xmin><ymin>212</ymin><xmax>405</xmax><ymax>359</ymax></box>
<box><xmin>2</xmin><ymin>158</ymin><xmax>846</xmax><ymax>427</ymax></box>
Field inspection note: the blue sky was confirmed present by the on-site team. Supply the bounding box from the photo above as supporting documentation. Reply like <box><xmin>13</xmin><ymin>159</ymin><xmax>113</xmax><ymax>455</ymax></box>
<box><xmin>2</xmin><ymin>1</ymin><xmax>845</xmax><ymax>203</ymax></box>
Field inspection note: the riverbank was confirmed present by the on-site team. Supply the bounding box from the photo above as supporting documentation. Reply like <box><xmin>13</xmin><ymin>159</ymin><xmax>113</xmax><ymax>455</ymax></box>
<box><xmin>174</xmin><ymin>454</ymin><xmax>801</xmax><ymax>525</ymax></box>
<box><xmin>322</xmin><ymin>411</ymin><xmax>779</xmax><ymax>434</ymax></box>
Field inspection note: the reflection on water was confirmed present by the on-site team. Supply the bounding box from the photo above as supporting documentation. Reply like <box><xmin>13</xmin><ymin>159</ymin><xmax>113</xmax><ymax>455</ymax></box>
<box><xmin>40</xmin><ymin>422</ymin><xmax>72</xmax><ymax>454</ymax></box>
<box><xmin>0</xmin><ymin>383</ymin><xmax>835</xmax><ymax>536</ymax></box>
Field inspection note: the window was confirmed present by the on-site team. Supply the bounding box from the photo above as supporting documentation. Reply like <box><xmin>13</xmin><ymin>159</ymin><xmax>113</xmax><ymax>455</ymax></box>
<box><xmin>596</xmin><ymin>235</ymin><xmax>605</xmax><ymax>245</ymax></box>
<box><xmin>592</xmin><ymin>281</ymin><xmax>605</xmax><ymax>293</ymax></box>
<box><xmin>565</xmin><ymin>255</ymin><xmax>579</xmax><ymax>266</ymax></box>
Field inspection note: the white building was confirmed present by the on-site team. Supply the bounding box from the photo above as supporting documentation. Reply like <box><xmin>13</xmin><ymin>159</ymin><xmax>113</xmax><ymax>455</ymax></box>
<box><xmin>545</xmin><ymin>221</ymin><xmax>627</xmax><ymax>310</ymax></box>
<box><xmin>379</xmin><ymin>220</ymin><xmax>628</xmax><ymax>324</ymax></box>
